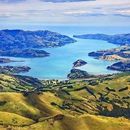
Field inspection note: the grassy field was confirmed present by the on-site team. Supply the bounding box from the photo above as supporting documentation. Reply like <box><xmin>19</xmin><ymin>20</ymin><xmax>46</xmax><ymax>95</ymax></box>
<box><xmin>0</xmin><ymin>73</ymin><xmax>130</xmax><ymax>130</ymax></box>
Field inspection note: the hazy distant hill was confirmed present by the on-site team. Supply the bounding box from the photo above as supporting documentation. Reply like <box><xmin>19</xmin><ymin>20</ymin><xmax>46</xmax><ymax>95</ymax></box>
<box><xmin>0</xmin><ymin>29</ymin><xmax>76</xmax><ymax>57</ymax></box>
<box><xmin>0</xmin><ymin>29</ymin><xmax>76</xmax><ymax>50</ymax></box>
<box><xmin>74</xmin><ymin>33</ymin><xmax>130</xmax><ymax>45</ymax></box>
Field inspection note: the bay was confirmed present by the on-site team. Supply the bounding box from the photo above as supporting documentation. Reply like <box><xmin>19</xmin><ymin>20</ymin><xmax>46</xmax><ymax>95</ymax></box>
<box><xmin>2</xmin><ymin>26</ymin><xmax>130</xmax><ymax>79</ymax></box>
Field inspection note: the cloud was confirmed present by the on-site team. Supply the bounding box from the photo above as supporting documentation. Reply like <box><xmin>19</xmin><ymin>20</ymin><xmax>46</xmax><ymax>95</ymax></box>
<box><xmin>115</xmin><ymin>9</ymin><xmax>130</xmax><ymax>17</ymax></box>
<box><xmin>0</xmin><ymin>0</ymin><xmax>25</xmax><ymax>3</ymax></box>
<box><xmin>41</xmin><ymin>0</ymin><xmax>95</xmax><ymax>2</ymax></box>
<box><xmin>0</xmin><ymin>0</ymin><xmax>130</xmax><ymax>26</ymax></box>
<box><xmin>0</xmin><ymin>0</ymin><xmax>95</xmax><ymax>3</ymax></box>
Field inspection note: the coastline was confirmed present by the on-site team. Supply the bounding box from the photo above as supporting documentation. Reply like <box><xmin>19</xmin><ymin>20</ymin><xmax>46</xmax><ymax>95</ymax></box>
<box><xmin>1</xmin><ymin>26</ymin><xmax>130</xmax><ymax>78</ymax></box>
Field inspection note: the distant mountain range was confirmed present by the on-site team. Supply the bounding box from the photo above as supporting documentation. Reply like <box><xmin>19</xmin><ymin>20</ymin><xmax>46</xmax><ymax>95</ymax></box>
<box><xmin>0</xmin><ymin>29</ymin><xmax>76</xmax><ymax>50</ymax></box>
<box><xmin>74</xmin><ymin>33</ymin><xmax>130</xmax><ymax>45</ymax></box>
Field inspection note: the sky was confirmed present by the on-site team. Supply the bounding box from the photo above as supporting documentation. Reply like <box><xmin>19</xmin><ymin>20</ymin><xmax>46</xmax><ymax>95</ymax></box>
<box><xmin>0</xmin><ymin>0</ymin><xmax>130</xmax><ymax>27</ymax></box>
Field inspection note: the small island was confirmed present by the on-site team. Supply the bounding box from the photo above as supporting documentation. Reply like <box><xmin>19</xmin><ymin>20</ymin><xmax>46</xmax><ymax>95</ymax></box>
<box><xmin>73</xmin><ymin>59</ymin><xmax>87</xmax><ymax>68</ymax></box>
<box><xmin>0</xmin><ymin>66</ymin><xmax>31</xmax><ymax>74</ymax></box>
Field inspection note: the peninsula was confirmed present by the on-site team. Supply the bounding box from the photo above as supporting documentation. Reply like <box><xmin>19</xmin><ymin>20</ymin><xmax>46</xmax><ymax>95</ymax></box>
<box><xmin>0</xmin><ymin>58</ymin><xmax>16</xmax><ymax>63</ymax></box>
<box><xmin>88</xmin><ymin>46</ymin><xmax>130</xmax><ymax>61</ymax></box>
<box><xmin>88</xmin><ymin>46</ymin><xmax>130</xmax><ymax>72</ymax></box>
<box><xmin>0</xmin><ymin>29</ymin><xmax>76</xmax><ymax>58</ymax></box>
<box><xmin>1</xmin><ymin>29</ymin><xmax>76</xmax><ymax>50</ymax></box>
<box><xmin>73</xmin><ymin>33</ymin><xmax>130</xmax><ymax>45</ymax></box>
<box><xmin>0</xmin><ymin>49</ymin><xmax>50</xmax><ymax>58</ymax></box>
<box><xmin>0</xmin><ymin>66</ymin><xmax>31</xmax><ymax>74</ymax></box>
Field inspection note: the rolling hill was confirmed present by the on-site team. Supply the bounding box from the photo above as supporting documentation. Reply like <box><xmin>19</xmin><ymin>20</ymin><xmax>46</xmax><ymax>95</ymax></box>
<box><xmin>0</xmin><ymin>73</ymin><xmax>130</xmax><ymax>129</ymax></box>
<box><xmin>0</xmin><ymin>30</ymin><xmax>76</xmax><ymax>50</ymax></box>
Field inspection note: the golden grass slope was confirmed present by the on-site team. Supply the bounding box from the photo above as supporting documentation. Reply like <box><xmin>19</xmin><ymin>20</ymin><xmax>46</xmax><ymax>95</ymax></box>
<box><xmin>0</xmin><ymin>92</ymin><xmax>129</xmax><ymax>130</ymax></box>
<box><xmin>5</xmin><ymin>114</ymin><xmax>130</xmax><ymax>130</ymax></box>
<box><xmin>0</xmin><ymin>74</ymin><xmax>130</xmax><ymax>129</ymax></box>
<box><xmin>0</xmin><ymin>111</ymin><xmax>34</xmax><ymax>126</ymax></box>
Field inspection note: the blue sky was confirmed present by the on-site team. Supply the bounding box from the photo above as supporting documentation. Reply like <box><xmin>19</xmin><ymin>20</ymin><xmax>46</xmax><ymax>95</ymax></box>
<box><xmin>0</xmin><ymin>0</ymin><xmax>130</xmax><ymax>27</ymax></box>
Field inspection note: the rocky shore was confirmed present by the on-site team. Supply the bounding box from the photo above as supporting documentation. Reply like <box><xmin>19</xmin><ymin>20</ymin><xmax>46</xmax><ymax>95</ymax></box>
<box><xmin>67</xmin><ymin>69</ymin><xmax>93</xmax><ymax>79</ymax></box>
<box><xmin>0</xmin><ymin>66</ymin><xmax>31</xmax><ymax>74</ymax></box>
<box><xmin>0</xmin><ymin>58</ymin><xmax>24</xmax><ymax>63</ymax></box>
<box><xmin>87</xmin><ymin>46</ymin><xmax>130</xmax><ymax>72</ymax></box>
<box><xmin>0</xmin><ymin>49</ymin><xmax>50</xmax><ymax>58</ymax></box>
<box><xmin>107</xmin><ymin>61</ymin><xmax>130</xmax><ymax>72</ymax></box>
<box><xmin>0</xmin><ymin>58</ymin><xmax>14</xmax><ymax>63</ymax></box>
<box><xmin>88</xmin><ymin>46</ymin><xmax>130</xmax><ymax>61</ymax></box>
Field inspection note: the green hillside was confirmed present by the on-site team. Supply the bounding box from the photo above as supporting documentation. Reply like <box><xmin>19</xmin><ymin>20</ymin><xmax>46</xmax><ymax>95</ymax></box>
<box><xmin>0</xmin><ymin>73</ymin><xmax>130</xmax><ymax>130</ymax></box>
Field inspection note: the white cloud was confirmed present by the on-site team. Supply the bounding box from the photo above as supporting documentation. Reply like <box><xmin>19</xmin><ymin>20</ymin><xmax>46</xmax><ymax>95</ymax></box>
<box><xmin>0</xmin><ymin>0</ymin><xmax>130</xmax><ymax>26</ymax></box>
<box><xmin>64</xmin><ymin>10</ymin><xmax>92</xmax><ymax>15</ymax></box>
<box><xmin>116</xmin><ymin>9</ymin><xmax>130</xmax><ymax>16</ymax></box>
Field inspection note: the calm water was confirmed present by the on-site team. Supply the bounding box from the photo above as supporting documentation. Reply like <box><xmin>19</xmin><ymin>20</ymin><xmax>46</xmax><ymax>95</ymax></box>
<box><xmin>2</xmin><ymin>26</ymin><xmax>130</xmax><ymax>79</ymax></box>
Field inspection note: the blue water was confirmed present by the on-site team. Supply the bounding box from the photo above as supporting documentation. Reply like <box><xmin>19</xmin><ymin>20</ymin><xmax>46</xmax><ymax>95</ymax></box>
<box><xmin>2</xmin><ymin>26</ymin><xmax>130</xmax><ymax>79</ymax></box>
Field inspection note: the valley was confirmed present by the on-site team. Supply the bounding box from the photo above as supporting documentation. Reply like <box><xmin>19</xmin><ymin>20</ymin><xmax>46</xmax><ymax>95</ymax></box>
<box><xmin>1</xmin><ymin>0</ymin><xmax>130</xmax><ymax>129</ymax></box>
<box><xmin>0</xmin><ymin>27</ymin><xmax>130</xmax><ymax>130</ymax></box>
